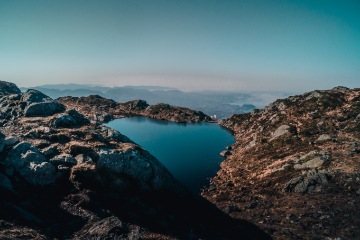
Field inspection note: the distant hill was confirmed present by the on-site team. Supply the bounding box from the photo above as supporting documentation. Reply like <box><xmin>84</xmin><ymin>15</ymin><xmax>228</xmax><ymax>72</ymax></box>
<box><xmin>122</xmin><ymin>85</ymin><xmax>177</xmax><ymax>91</ymax></box>
<box><xmin>35</xmin><ymin>83</ymin><xmax>111</xmax><ymax>92</ymax></box>
<box><xmin>23</xmin><ymin>84</ymin><xmax>293</xmax><ymax>118</ymax></box>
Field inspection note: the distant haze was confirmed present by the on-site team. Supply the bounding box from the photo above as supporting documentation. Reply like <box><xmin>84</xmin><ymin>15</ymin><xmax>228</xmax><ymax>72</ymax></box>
<box><xmin>0</xmin><ymin>0</ymin><xmax>359</xmax><ymax>91</ymax></box>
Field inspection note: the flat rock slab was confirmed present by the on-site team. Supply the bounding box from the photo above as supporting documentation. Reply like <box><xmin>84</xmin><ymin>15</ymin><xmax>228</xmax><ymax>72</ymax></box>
<box><xmin>24</xmin><ymin>101</ymin><xmax>65</xmax><ymax>117</ymax></box>
<box><xmin>294</xmin><ymin>157</ymin><xmax>325</xmax><ymax>169</ymax></box>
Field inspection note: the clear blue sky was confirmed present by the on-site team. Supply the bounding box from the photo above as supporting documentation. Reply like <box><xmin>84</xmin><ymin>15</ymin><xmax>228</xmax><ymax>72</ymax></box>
<box><xmin>0</xmin><ymin>0</ymin><xmax>359</xmax><ymax>91</ymax></box>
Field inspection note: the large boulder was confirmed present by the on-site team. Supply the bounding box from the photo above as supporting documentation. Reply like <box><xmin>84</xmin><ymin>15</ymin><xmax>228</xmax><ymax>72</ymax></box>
<box><xmin>20</xmin><ymin>89</ymin><xmax>52</xmax><ymax>103</ymax></box>
<box><xmin>24</xmin><ymin>101</ymin><xmax>65</xmax><ymax>117</ymax></box>
<box><xmin>283</xmin><ymin>169</ymin><xmax>335</xmax><ymax>193</ymax></box>
<box><xmin>94</xmin><ymin>113</ymin><xmax>113</xmax><ymax>123</ymax></box>
<box><xmin>294</xmin><ymin>151</ymin><xmax>331</xmax><ymax>170</ymax></box>
<box><xmin>53</xmin><ymin>114</ymin><xmax>77</xmax><ymax>128</ymax></box>
<box><xmin>270</xmin><ymin>125</ymin><xmax>290</xmax><ymax>141</ymax></box>
<box><xmin>0</xmin><ymin>81</ymin><xmax>21</xmax><ymax>95</ymax></box>
<box><xmin>85</xmin><ymin>216</ymin><xmax>127</xmax><ymax>238</ymax></box>
<box><xmin>97</xmin><ymin>148</ymin><xmax>154</xmax><ymax>189</ymax></box>
<box><xmin>5</xmin><ymin>142</ymin><xmax>56</xmax><ymax>185</ymax></box>
<box><xmin>294</xmin><ymin>157</ymin><xmax>325</xmax><ymax>169</ymax></box>
<box><xmin>220</xmin><ymin>150</ymin><xmax>232</xmax><ymax>157</ymax></box>
<box><xmin>50</xmin><ymin>153</ymin><xmax>77</xmax><ymax>166</ymax></box>
<box><xmin>100</xmin><ymin>126</ymin><xmax>133</xmax><ymax>143</ymax></box>
<box><xmin>127</xmin><ymin>99</ymin><xmax>149</xmax><ymax>110</ymax></box>
<box><xmin>71</xmin><ymin>146</ymin><xmax>183</xmax><ymax>193</ymax></box>
<box><xmin>317</xmin><ymin>134</ymin><xmax>331</xmax><ymax>142</ymax></box>
<box><xmin>67</xmin><ymin>109</ymin><xmax>90</xmax><ymax>125</ymax></box>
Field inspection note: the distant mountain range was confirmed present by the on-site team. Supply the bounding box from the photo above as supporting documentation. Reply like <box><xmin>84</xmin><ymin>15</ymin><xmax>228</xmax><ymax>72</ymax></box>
<box><xmin>21</xmin><ymin>84</ymin><xmax>293</xmax><ymax>119</ymax></box>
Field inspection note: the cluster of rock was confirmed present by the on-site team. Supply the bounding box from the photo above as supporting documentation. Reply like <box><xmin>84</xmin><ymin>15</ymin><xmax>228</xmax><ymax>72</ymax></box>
<box><xmin>0</xmin><ymin>84</ymin><xmax>65</xmax><ymax>127</ymax></box>
<box><xmin>0</xmin><ymin>81</ymin><xmax>187</xmax><ymax>239</ymax></box>
<box><xmin>202</xmin><ymin>86</ymin><xmax>360</xmax><ymax>239</ymax></box>
<box><xmin>57</xmin><ymin>95</ymin><xmax>212</xmax><ymax>124</ymax></box>
<box><xmin>0</xmin><ymin>81</ymin><xmax>270</xmax><ymax>240</ymax></box>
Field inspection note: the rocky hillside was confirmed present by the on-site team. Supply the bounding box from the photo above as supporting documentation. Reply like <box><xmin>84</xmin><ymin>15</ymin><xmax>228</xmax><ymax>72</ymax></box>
<box><xmin>0</xmin><ymin>81</ymin><xmax>270</xmax><ymax>240</ymax></box>
<box><xmin>202</xmin><ymin>86</ymin><xmax>360</xmax><ymax>240</ymax></box>
<box><xmin>57</xmin><ymin>95</ymin><xmax>211</xmax><ymax>123</ymax></box>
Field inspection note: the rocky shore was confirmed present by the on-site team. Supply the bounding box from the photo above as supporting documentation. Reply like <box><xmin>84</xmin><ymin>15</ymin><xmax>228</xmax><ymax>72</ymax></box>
<box><xmin>0</xmin><ymin>81</ymin><xmax>270</xmax><ymax>239</ymax></box>
<box><xmin>57</xmin><ymin>95</ymin><xmax>212</xmax><ymax>124</ymax></box>
<box><xmin>202</xmin><ymin>86</ymin><xmax>360</xmax><ymax>240</ymax></box>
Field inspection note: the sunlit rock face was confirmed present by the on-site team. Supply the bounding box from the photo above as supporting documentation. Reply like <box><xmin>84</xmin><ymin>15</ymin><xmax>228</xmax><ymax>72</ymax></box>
<box><xmin>203</xmin><ymin>87</ymin><xmax>360</xmax><ymax>240</ymax></box>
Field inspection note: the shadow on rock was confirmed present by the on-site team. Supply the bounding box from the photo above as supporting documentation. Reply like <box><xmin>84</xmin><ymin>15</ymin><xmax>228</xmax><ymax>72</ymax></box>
<box><xmin>93</xmin><ymin>189</ymin><xmax>272</xmax><ymax>240</ymax></box>
<box><xmin>0</xmin><ymin>181</ymin><xmax>87</xmax><ymax>239</ymax></box>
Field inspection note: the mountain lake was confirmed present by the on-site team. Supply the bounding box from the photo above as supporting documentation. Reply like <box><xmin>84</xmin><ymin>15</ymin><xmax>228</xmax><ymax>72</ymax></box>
<box><xmin>106</xmin><ymin>116</ymin><xmax>234</xmax><ymax>193</ymax></box>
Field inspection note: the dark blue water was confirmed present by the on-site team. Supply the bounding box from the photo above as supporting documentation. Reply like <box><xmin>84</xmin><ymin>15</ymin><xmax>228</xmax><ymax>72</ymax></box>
<box><xmin>106</xmin><ymin>117</ymin><xmax>234</xmax><ymax>192</ymax></box>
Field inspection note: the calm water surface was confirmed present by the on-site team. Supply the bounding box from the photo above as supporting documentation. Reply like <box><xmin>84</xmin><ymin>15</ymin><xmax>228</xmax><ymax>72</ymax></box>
<box><xmin>106</xmin><ymin>117</ymin><xmax>234</xmax><ymax>192</ymax></box>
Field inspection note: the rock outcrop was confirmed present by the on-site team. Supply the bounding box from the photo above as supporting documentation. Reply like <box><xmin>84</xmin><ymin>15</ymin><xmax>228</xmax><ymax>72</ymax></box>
<box><xmin>0</xmin><ymin>82</ymin><xmax>183</xmax><ymax>190</ymax></box>
<box><xmin>20</xmin><ymin>89</ymin><xmax>52</xmax><ymax>103</ymax></box>
<box><xmin>5</xmin><ymin>141</ymin><xmax>57</xmax><ymax>185</ymax></box>
<box><xmin>24</xmin><ymin>101</ymin><xmax>65</xmax><ymax>117</ymax></box>
<box><xmin>0</xmin><ymin>81</ymin><xmax>270</xmax><ymax>240</ymax></box>
<box><xmin>58</xmin><ymin>95</ymin><xmax>212</xmax><ymax>123</ymax></box>
<box><xmin>0</xmin><ymin>80</ymin><xmax>21</xmax><ymax>95</ymax></box>
<box><xmin>202</xmin><ymin>87</ymin><xmax>360</xmax><ymax>240</ymax></box>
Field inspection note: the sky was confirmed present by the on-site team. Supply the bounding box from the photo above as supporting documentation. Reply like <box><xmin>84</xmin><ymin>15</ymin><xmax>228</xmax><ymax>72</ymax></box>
<box><xmin>0</xmin><ymin>0</ymin><xmax>359</xmax><ymax>92</ymax></box>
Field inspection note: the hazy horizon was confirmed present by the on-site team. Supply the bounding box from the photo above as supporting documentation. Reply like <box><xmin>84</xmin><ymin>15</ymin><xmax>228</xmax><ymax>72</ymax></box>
<box><xmin>1</xmin><ymin>0</ymin><xmax>359</xmax><ymax>91</ymax></box>
<box><xmin>16</xmin><ymin>79</ymin><xmax>356</xmax><ymax>94</ymax></box>
<box><xmin>20</xmin><ymin>81</ymin><xmax>300</xmax><ymax>95</ymax></box>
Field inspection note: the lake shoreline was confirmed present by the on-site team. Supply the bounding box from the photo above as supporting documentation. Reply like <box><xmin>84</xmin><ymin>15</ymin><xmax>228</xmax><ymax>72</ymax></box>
<box><xmin>106</xmin><ymin>116</ymin><xmax>234</xmax><ymax>193</ymax></box>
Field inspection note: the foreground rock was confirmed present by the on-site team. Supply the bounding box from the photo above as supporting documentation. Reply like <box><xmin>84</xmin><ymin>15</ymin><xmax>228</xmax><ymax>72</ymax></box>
<box><xmin>202</xmin><ymin>87</ymin><xmax>360</xmax><ymax>240</ymax></box>
<box><xmin>24</xmin><ymin>101</ymin><xmax>65</xmax><ymax>117</ymax></box>
<box><xmin>58</xmin><ymin>95</ymin><xmax>212</xmax><ymax>123</ymax></box>
<box><xmin>5</xmin><ymin>141</ymin><xmax>56</xmax><ymax>185</ymax></box>
<box><xmin>0</xmin><ymin>80</ymin><xmax>21</xmax><ymax>95</ymax></box>
<box><xmin>0</xmin><ymin>81</ymin><xmax>269</xmax><ymax>239</ymax></box>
